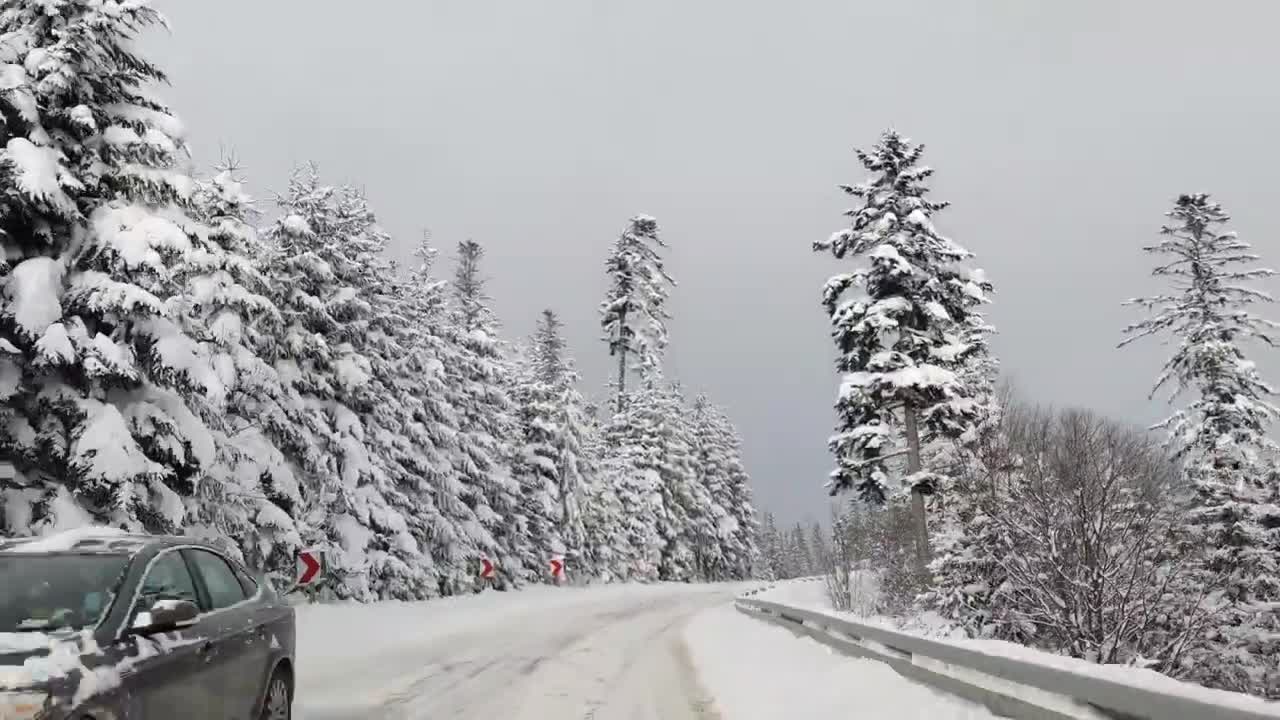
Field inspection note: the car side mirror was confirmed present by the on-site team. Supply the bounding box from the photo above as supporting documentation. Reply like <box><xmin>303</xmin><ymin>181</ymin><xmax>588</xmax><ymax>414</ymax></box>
<box><xmin>128</xmin><ymin>599</ymin><xmax>200</xmax><ymax>636</ymax></box>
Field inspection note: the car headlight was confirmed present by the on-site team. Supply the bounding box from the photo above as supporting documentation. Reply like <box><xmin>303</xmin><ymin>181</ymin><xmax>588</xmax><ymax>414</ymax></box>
<box><xmin>0</xmin><ymin>692</ymin><xmax>50</xmax><ymax>720</ymax></box>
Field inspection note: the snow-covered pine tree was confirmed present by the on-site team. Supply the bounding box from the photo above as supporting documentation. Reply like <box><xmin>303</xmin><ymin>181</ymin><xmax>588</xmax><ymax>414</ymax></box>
<box><xmin>601</xmin><ymin>404</ymin><xmax>666</xmax><ymax>582</ymax></box>
<box><xmin>579</xmin><ymin>398</ymin><xmax>631</xmax><ymax>582</ymax></box>
<box><xmin>401</xmin><ymin>232</ymin><xmax>498</xmax><ymax>594</ymax></box>
<box><xmin>1120</xmin><ymin>193</ymin><xmax>1280</xmax><ymax>696</ymax></box>
<box><xmin>710</xmin><ymin>401</ymin><xmax>760</xmax><ymax>580</ymax></box>
<box><xmin>0</xmin><ymin>0</ymin><xmax>224</xmax><ymax>534</ymax></box>
<box><xmin>596</xmin><ymin>215</ymin><xmax>686</xmax><ymax>582</ymax></box>
<box><xmin>788</xmin><ymin>524</ymin><xmax>814</xmax><ymax>577</ymax></box>
<box><xmin>328</xmin><ymin>188</ymin><xmax>440</xmax><ymax>600</ymax></box>
<box><xmin>728</xmin><ymin>465</ymin><xmax>760</xmax><ymax>577</ymax></box>
<box><xmin>756</xmin><ymin>512</ymin><xmax>785</xmax><ymax>580</ymax></box>
<box><xmin>260</xmin><ymin>167</ymin><xmax>417</xmax><ymax>600</ymax></box>
<box><xmin>809</xmin><ymin>521</ymin><xmax>830</xmax><ymax>575</ymax></box>
<box><xmin>922</xmin><ymin>336</ymin><xmax>1006</xmax><ymax>635</ymax></box>
<box><xmin>531</xmin><ymin>310</ymin><xmax>591</xmax><ymax>569</ymax></box>
<box><xmin>446</xmin><ymin>239</ymin><xmax>526</xmax><ymax>586</ymax></box>
<box><xmin>921</xmin><ymin>392</ymin><xmax>1017</xmax><ymax>638</ymax></box>
<box><xmin>814</xmin><ymin>129</ymin><xmax>993</xmax><ymax>570</ymax></box>
<box><xmin>661</xmin><ymin>383</ymin><xmax>713</xmax><ymax>581</ymax></box>
<box><xmin>510</xmin><ymin>327</ymin><xmax>568</xmax><ymax>576</ymax></box>
<box><xmin>604</xmin><ymin>377</ymin><xmax>698</xmax><ymax>582</ymax></box>
<box><xmin>585</xmin><ymin>429</ymin><xmax>637</xmax><ymax>582</ymax></box>
<box><xmin>600</xmin><ymin>215</ymin><xmax>674</xmax><ymax>413</ymax></box>
<box><xmin>175</xmin><ymin>161</ymin><xmax>308</xmax><ymax>572</ymax></box>
<box><xmin>689</xmin><ymin>395</ymin><xmax>733</xmax><ymax>580</ymax></box>
<box><xmin>687</xmin><ymin>394</ymin><xmax>761</xmax><ymax>581</ymax></box>
<box><xmin>551</xmin><ymin>369</ymin><xmax>591</xmax><ymax>578</ymax></box>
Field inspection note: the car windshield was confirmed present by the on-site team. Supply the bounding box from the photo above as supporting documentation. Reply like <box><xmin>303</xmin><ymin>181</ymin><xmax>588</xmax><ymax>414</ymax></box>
<box><xmin>0</xmin><ymin>555</ymin><xmax>130</xmax><ymax>633</ymax></box>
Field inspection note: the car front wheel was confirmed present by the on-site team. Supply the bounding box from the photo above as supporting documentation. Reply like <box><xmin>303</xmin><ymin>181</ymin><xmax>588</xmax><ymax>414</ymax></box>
<box><xmin>260</xmin><ymin>668</ymin><xmax>292</xmax><ymax>720</ymax></box>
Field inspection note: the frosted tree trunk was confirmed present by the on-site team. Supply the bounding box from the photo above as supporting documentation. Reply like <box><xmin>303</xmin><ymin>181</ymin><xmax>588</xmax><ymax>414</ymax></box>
<box><xmin>903</xmin><ymin>401</ymin><xmax>930</xmax><ymax>571</ymax></box>
<box><xmin>614</xmin><ymin>307</ymin><xmax>628</xmax><ymax>414</ymax></box>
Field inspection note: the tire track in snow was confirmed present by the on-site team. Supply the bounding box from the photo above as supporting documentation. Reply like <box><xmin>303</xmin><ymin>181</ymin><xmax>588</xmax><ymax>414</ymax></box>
<box><xmin>376</xmin><ymin>595</ymin><xmax>685</xmax><ymax>719</ymax></box>
<box><xmin>297</xmin><ymin>586</ymin><xmax>738</xmax><ymax>720</ymax></box>
<box><xmin>516</xmin><ymin>592</ymin><xmax>727</xmax><ymax>720</ymax></box>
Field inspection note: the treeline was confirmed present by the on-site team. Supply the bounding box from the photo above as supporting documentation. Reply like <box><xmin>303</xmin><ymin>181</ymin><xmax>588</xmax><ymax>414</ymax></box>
<box><xmin>0</xmin><ymin>0</ymin><xmax>758</xmax><ymax>599</ymax></box>
<box><xmin>754</xmin><ymin>513</ymin><xmax>828</xmax><ymax>581</ymax></box>
<box><xmin>814</xmin><ymin>131</ymin><xmax>1279</xmax><ymax>696</ymax></box>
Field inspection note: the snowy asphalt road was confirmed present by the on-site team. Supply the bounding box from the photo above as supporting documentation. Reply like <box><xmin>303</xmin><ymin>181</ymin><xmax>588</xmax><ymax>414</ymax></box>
<box><xmin>295</xmin><ymin>584</ymin><xmax>735</xmax><ymax>720</ymax></box>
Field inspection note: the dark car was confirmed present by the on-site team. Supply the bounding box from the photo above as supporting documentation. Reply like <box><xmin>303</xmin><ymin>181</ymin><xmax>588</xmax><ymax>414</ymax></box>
<box><xmin>0</xmin><ymin>530</ymin><xmax>295</xmax><ymax>720</ymax></box>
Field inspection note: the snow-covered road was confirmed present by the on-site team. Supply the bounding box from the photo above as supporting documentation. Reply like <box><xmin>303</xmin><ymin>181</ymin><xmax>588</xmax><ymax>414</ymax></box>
<box><xmin>291</xmin><ymin>581</ymin><xmax>998</xmax><ymax>719</ymax></box>
<box><xmin>295</xmin><ymin>583</ymin><xmax>739</xmax><ymax>719</ymax></box>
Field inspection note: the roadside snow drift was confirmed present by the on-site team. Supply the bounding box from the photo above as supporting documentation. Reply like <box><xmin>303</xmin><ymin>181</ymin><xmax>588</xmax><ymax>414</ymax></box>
<box><xmin>752</xmin><ymin>579</ymin><xmax>1280</xmax><ymax>719</ymax></box>
<box><xmin>685</xmin><ymin>604</ymin><xmax>997</xmax><ymax>720</ymax></box>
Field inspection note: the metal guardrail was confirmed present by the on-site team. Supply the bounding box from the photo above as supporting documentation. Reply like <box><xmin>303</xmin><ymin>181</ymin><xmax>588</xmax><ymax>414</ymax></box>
<box><xmin>735</xmin><ymin>596</ymin><xmax>1280</xmax><ymax>720</ymax></box>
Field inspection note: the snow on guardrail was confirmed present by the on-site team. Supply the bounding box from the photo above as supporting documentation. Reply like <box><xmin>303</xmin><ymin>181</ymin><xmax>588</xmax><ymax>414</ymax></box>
<box><xmin>734</xmin><ymin>595</ymin><xmax>1280</xmax><ymax>720</ymax></box>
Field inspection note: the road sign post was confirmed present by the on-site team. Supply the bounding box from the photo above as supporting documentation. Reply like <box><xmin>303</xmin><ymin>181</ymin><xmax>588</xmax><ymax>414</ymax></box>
<box><xmin>294</xmin><ymin>548</ymin><xmax>326</xmax><ymax>591</ymax></box>
<box><xmin>549</xmin><ymin>556</ymin><xmax>565</xmax><ymax>584</ymax></box>
<box><xmin>479</xmin><ymin>557</ymin><xmax>495</xmax><ymax>582</ymax></box>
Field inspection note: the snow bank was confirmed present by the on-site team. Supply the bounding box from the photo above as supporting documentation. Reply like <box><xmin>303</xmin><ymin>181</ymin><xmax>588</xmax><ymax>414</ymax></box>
<box><xmin>945</xmin><ymin>638</ymin><xmax>1280</xmax><ymax>718</ymax></box>
<box><xmin>752</xmin><ymin>579</ymin><xmax>1280</xmax><ymax>718</ymax></box>
<box><xmin>685</xmin><ymin>604</ymin><xmax>996</xmax><ymax>719</ymax></box>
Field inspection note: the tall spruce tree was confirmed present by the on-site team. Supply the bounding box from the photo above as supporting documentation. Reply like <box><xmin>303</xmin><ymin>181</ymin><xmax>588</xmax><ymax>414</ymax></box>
<box><xmin>0</xmin><ymin>0</ymin><xmax>220</xmax><ymax>533</ymax></box>
<box><xmin>714</xmin><ymin>402</ymin><xmax>760</xmax><ymax>580</ymax></box>
<box><xmin>600</xmin><ymin>215</ymin><xmax>674</xmax><ymax>413</ymax></box>
<box><xmin>604</xmin><ymin>378</ymin><xmax>695</xmax><ymax>581</ymax></box>
<box><xmin>261</xmin><ymin>167</ymin><xmax>418</xmax><ymax>600</ymax></box>
<box><xmin>533</xmin><ymin>311</ymin><xmax>590</xmax><ymax>568</ymax></box>
<box><xmin>756</xmin><ymin>512</ymin><xmax>785</xmax><ymax>580</ymax></box>
<box><xmin>403</xmin><ymin>233</ymin><xmax>497</xmax><ymax>594</ymax></box>
<box><xmin>178</xmin><ymin>162</ymin><xmax>308</xmax><ymax>571</ymax></box>
<box><xmin>686</xmin><ymin>397</ymin><xmax>762</xmax><ymax>581</ymax></box>
<box><xmin>602</xmin><ymin>407</ymin><xmax>665</xmax><ymax>582</ymax></box>
<box><xmin>586</xmin><ymin>430</ymin><xmax>638</xmax><ymax>581</ymax></box>
<box><xmin>922</xmin><ymin>342</ymin><xmax>1004</xmax><ymax>634</ymax></box>
<box><xmin>814</xmin><ymin>130</ymin><xmax>993</xmax><ymax>570</ymax></box>
<box><xmin>447</xmin><ymin>239</ymin><xmax>525</xmax><ymax>585</ymax></box>
<box><xmin>921</xmin><ymin>393</ymin><xmax>1016</xmax><ymax>638</ymax></box>
<box><xmin>333</xmin><ymin>188</ymin><xmax>438</xmax><ymax>599</ymax></box>
<box><xmin>580</xmin><ymin>400</ymin><xmax>630</xmax><ymax>582</ymax></box>
<box><xmin>689</xmin><ymin>395</ymin><xmax>733</xmax><ymax>580</ymax></box>
<box><xmin>1120</xmin><ymin>193</ymin><xmax>1280</xmax><ymax>696</ymax></box>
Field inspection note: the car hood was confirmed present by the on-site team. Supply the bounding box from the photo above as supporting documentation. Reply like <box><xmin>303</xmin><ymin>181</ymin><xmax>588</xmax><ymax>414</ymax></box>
<box><xmin>0</xmin><ymin>662</ymin><xmax>48</xmax><ymax>694</ymax></box>
<box><xmin>0</xmin><ymin>627</ymin><xmax>94</xmax><ymax>691</ymax></box>
<box><xmin>0</xmin><ymin>647</ymin><xmax>49</xmax><ymax>667</ymax></box>
<box><xmin>0</xmin><ymin>633</ymin><xmax>63</xmax><ymax>691</ymax></box>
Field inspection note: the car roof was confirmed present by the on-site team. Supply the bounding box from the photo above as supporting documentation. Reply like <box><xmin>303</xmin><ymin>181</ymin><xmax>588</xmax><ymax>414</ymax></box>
<box><xmin>0</xmin><ymin>528</ymin><xmax>221</xmax><ymax>556</ymax></box>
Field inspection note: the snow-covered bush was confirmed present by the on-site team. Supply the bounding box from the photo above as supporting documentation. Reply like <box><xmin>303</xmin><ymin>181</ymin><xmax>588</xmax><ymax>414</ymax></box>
<box><xmin>990</xmin><ymin>408</ymin><xmax>1210</xmax><ymax>667</ymax></box>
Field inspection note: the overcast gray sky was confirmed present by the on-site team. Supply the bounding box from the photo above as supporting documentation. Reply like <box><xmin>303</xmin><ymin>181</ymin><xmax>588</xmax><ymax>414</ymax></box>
<box><xmin>148</xmin><ymin>0</ymin><xmax>1280</xmax><ymax>527</ymax></box>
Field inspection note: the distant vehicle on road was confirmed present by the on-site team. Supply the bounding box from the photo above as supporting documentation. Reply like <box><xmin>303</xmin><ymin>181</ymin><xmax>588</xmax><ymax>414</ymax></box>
<box><xmin>0</xmin><ymin>529</ymin><xmax>295</xmax><ymax>720</ymax></box>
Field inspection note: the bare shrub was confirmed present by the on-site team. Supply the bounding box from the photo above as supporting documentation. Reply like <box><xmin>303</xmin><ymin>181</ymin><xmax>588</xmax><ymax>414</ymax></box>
<box><xmin>990</xmin><ymin>407</ymin><xmax>1216</xmax><ymax>667</ymax></box>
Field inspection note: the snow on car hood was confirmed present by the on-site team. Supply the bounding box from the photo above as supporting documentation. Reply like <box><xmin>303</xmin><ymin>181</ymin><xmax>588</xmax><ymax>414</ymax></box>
<box><xmin>0</xmin><ymin>629</ymin><xmax>199</xmax><ymax>705</ymax></box>
<box><xmin>0</xmin><ymin>631</ymin><xmax>60</xmax><ymax>691</ymax></box>
<box><xmin>0</xmin><ymin>632</ymin><xmax>55</xmax><ymax>654</ymax></box>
